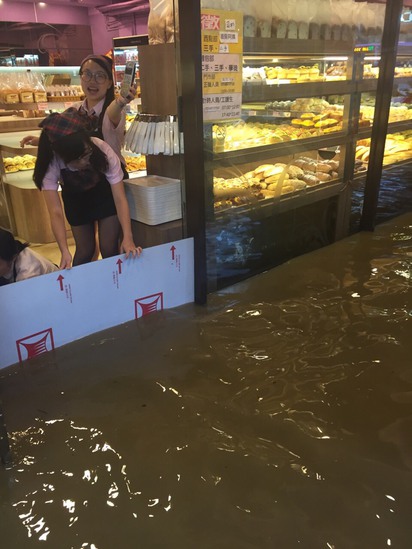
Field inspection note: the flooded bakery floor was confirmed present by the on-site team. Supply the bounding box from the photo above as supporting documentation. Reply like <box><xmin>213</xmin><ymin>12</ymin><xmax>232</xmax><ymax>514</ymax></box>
<box><xmin>1</xmin><ymin>213</ymin><xmax>412</xmax><ymax>548</ymax></box>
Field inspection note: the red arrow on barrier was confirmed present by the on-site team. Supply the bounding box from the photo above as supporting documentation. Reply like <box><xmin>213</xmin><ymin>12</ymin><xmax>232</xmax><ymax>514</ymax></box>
<box><xmin>57</xmin><ymin>274</ymin><xmax>64</xmax><ymax>291</ymax></box>
<box><xmin>170</xmin><ymin>245</ymin><xmax>176</xmax><ymax>260</ymax></box>
<box><xmin>116</xmin><ymin>258</ymin><xmax>123</xmax><ymax>274</ymax></box>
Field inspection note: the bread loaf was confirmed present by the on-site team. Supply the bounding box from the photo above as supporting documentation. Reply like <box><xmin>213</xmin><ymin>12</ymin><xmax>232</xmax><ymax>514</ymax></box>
<box><xmin>287</xmin><ymin>21</ymin><xmax>298</xmax><ymax>39</ymax></box>
<box><xmin>316</xmin><ymin>162</ymin><xmax>332</xmax><ymax>173</ymax></box>
<box><xmin>254</xmin><ymin>164</ymin><xmax>274</xmax><ymax>176</ymax></box>
<box><xmin>315</xmin><ymin>172</ymin><xmax>332</xmax><ymax>182</ymax></box>
<box><xmin>275</xmin><ymin>19</ymin><xmax>287</xmax><ymax>39</ymax></box>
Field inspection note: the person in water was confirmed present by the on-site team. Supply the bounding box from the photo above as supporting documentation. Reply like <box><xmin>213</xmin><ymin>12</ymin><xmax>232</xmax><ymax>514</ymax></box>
<box><xmin>0</xmin><ymin>227</ymin><xmax>58</xmax><ymax>286</ymax></box>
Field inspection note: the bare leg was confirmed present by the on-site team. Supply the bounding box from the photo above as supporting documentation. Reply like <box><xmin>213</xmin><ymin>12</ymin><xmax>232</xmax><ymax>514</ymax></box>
<box><xmin>97</xmin><ymin>215</ymin><xmax>121</xmax><ymax>258</ymax></box>
<box><xmin>71</xmin><ymin>222</ymin><xmax>96</xmax><ymax>266</ymax></box>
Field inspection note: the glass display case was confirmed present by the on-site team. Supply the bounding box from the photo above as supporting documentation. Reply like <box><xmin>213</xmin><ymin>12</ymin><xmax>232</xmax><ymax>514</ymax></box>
<box><xmin>0</xmin><ymin>66</ymin><xmax>83</xmax><ymax>131</ymax></box>
<box><xmin>349</xmin><ymin>38</ymin><xmax>412</xmax><ymax>232</ymax></box>
<box><xmin>112</xmin><ymin>34</ymin><xmax>148</xmax><ymax>93</ymax></box>
<box><xmin>202</xmin><ymin>34</ymin><xmax>367</xmax><ymax>289</ymax></box>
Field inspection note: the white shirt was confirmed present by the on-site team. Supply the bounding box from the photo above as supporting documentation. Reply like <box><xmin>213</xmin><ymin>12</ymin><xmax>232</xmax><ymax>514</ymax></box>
<box><xmin>73</xmin><ymin>98</ymin><xmax>126</xmax><ymax>163</ymax></box>
<box><xmin>3</xmin><ymin>247</ymin><xmax>58</xmax><ymax>283</ymax></box>
<box><xmin>42</xmin><ymin>137</ymin><xmax>124</xmax><ymax>191</ymax></box>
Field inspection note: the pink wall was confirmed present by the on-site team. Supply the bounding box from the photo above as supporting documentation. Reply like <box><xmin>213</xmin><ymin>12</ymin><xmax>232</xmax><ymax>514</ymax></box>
<box><xmin>88</xmin><ymin>9</ymin><xmax>148</xmax><ymax>55</ymax></box>
<box><xmin>0</xmin><ymin>0</ymin><xmax>148</xmax><ymax>58</ymax></box>
<box><xmin>0</xmin><ymin>0</ymin><xmax>89</xmax><ymax>25</ymax></box>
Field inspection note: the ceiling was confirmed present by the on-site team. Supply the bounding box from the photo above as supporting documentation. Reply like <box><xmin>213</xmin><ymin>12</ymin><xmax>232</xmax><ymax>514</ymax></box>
<box><xmin>10</xmin><ymin>0</ymin><xmax>130</xmax><ymax>7</ymax></box>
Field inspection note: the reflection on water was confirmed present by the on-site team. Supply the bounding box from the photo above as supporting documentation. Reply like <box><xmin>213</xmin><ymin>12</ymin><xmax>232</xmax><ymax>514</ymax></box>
<box><xmin>1</xmin><ymin>213</ymin><xmax>412</xmax><ymax>548</ymax></box>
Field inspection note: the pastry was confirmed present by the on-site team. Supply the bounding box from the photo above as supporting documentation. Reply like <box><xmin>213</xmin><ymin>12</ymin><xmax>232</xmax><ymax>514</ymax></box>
<box><xmin>301</xmin><ymin>173</ymin><xmax>320</xmax><ymax>186</ymax></box>
<box><xmin>309</xmin><ymin>65</ymin><xmax>320</xmax><ymax>80</ymax></box>
<box><xmin>316</xmin><ymin>162</ymin><xmax>333</xmax><ymax>173</ymax></box>
<box><xmin>300</xmin><ymin>120</ymin><xmax>315</xmax><ymax>127</ymax></box>
<box><xmin>287</xmin><ymin>165</ymin><xmax>304</xmax><ymax>177</ymax></box>
<box><xmin>260</xmin><ymin>189</ymin><xmax>277</xmax><ymax>199</ymax></box>
<box><xmin>254</xmin><ymin>164</ymin><xmax>274</xmax><ymax>176</ymax></box>
<box><xmin>314</xmin><ymin>118</ymin><xmax>338</xmax><ymax>129</ymax></box>
<box><xmin>302</xmin><ymin>161</ymin><xmax>317</xmax><ymax>172</ymax></box>
<box><xmin>263</xmin><ymin>164</ymin><xmax>286</xmax><ymax>178</ymax></box>
<box><xmin>286</xmin><ymin>68</ymin><xmax>300</xmax><ymax>81</ymax></box>
<box><xmin>315</xmin><ymin>172</ymin><xmax>332</xmax><ymax>182</ymax></box>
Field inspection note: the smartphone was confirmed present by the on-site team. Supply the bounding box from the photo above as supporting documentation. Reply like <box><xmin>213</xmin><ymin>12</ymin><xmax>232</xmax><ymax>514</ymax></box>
<box><xmin>120</xmin><ymin>61</ymin><xmax>137</xmax><ymax>98</ymax></box>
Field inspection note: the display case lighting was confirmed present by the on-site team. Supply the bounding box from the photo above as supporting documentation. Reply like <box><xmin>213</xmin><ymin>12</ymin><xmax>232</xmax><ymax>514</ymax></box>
<box><xmin>322</xmin><ymin>56</ymin><xmax>349</xmax><ymax>61</ymax></box>
<box><xmin>0</xmin><ymin>66</ymin><xmax>79</xmax><ymax>74</ymax></box>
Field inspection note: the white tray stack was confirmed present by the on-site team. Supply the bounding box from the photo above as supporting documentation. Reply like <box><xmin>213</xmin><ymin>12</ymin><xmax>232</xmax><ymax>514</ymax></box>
<box><xmin>125</xmin><ymin>175</ymin><xmax>182</xmax><ymax>226</ymax></box>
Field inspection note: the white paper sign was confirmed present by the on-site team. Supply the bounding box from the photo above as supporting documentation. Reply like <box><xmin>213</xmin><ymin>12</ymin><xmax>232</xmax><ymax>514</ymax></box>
<box><xmin>0</xmin><ymin>238</ymin><xmax>194</xmax><ymax>371</ymax></box>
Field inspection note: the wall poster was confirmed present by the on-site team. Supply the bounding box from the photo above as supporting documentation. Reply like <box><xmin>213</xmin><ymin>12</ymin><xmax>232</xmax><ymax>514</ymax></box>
<box><xmin>201</xmin><ymin>9</ymin><xmax>243</xmax><ymax>122</ymax></box>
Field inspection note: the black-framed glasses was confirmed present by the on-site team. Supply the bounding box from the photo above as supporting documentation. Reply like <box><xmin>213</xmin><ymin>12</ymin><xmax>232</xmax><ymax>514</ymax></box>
<box><xmin>80</xmin><ymin>69</ymin><xmax>108</xmax><ymax>84</ymax></box>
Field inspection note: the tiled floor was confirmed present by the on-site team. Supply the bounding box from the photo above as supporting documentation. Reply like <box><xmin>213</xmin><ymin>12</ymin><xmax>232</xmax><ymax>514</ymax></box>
<box><xmin>29</xmin><ymin>237</ymin><xmax>76</xmax><ymax>266</ymax></box>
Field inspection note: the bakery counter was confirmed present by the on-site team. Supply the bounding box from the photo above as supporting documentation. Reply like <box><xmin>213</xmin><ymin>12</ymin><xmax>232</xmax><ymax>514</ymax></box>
<box><xmin>2</xmin><ymin>170</ymin><xmax>60</xmax><ymax>243</ymax></box>
<box><xmin>0</xmin><ymin>115</ymin><xmax>44</xmax><ymax>133</ymax></box>
<box><xmin>2</xmin><ymin>179</ymin><xmax>56</xmax><ymax>244</ymax></box>
<box><xmin>0</xmin><ymin>132</ymin><xmax>58</xmax><ymax>243</ymax></box>
<box><xmin>0</xmin><ymin>129</ymin><xmax>40</xmax><ymax>149</ymax></box>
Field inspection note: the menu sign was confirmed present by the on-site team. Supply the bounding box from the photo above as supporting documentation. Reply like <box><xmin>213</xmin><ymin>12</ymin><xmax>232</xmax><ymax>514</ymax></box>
<box><xmin>201</xmin><ymin>9</ymin><xmax>243</xmax><ymax>122</ymax></box>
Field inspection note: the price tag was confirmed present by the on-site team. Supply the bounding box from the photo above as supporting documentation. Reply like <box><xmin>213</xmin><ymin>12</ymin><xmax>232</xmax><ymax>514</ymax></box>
<box><xmin>37</xmin><ymin>102</ymin><xmax>48</xmax><ymax>111</ymax></box>
<box><xmin>270</xmin><ymin>110</ymin><xmax>291</xmax><ymax>118</ymax></box>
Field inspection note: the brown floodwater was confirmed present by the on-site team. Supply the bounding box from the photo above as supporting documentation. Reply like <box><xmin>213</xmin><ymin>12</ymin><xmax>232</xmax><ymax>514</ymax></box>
<box><xmin>1</xmin><ymin>213</ymin><xmax>412</xmax><ymax>548</ymax></box>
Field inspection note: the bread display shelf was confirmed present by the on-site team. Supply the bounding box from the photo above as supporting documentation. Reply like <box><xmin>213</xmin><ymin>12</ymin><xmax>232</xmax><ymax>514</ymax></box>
<box><xmin>208</xmin><ymin>132</ymin><xmax>351</xmax><ymax>168</ymax></box>
<box><xmin>207</xmin><ymin>36</ymin><xmax>412</xmax><ymax>232</ymax></box>
<box><xmin>214</xmin><ymin>179</ymin><xmax>345</xmax><ymax>221</ymax></box>
<box><xmin>0</xmin><ymin>102</ymin><xmax>39</xmax><ymax>110</ymax></box>
<box><xmin>243</xmin><ymin>80</ymin><xmax>355</xmax><ymax>103</ymax></box>
<box><xmin>0</xmin><ymin>101</ymin><xmax>81</xmax><ymax>112</ymax></box>
<box><xmin>386</xmin><ymin>119</ymin><xmax>412</xmax><ymax>134</ymax></box>
<box><xmin>244</xmin><ymin>38</ymin><xmax>353</xmax><ymax>57</ymax></box>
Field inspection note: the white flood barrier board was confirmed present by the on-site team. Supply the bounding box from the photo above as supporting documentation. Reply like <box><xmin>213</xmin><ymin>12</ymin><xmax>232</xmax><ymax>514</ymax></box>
<box><xmin>0</xmin><ymin>238</ymin><xmax>194</xmax><ymax>371</ymax></box>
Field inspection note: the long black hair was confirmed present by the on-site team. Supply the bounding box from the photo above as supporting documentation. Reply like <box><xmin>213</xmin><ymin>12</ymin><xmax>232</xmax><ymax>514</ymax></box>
<box><xmin>0</xmin><ymin>227</ymin><xmax>28</xmax><ymax>261</ymax></box>
<box><xmin>80</xmin><ymin>54</ymin><xmax>115</xmax><ymax>132</ymax></box>
<box><xmin>33</xmin><ymin>130</ymin><xmax>109</xmax><ymax>190</ymax></box>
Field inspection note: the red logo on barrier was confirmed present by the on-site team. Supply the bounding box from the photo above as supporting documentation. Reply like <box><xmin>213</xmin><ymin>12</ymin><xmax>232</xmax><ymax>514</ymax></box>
<box><xmin>16</xmin><ymin>328</ymin><xmax>55</xmax><ymax>363</ymax></box>
<box><xmin>134</xmin><ymin>292</ymin><xmax>164</xmax><ymax>319</ymax></box>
